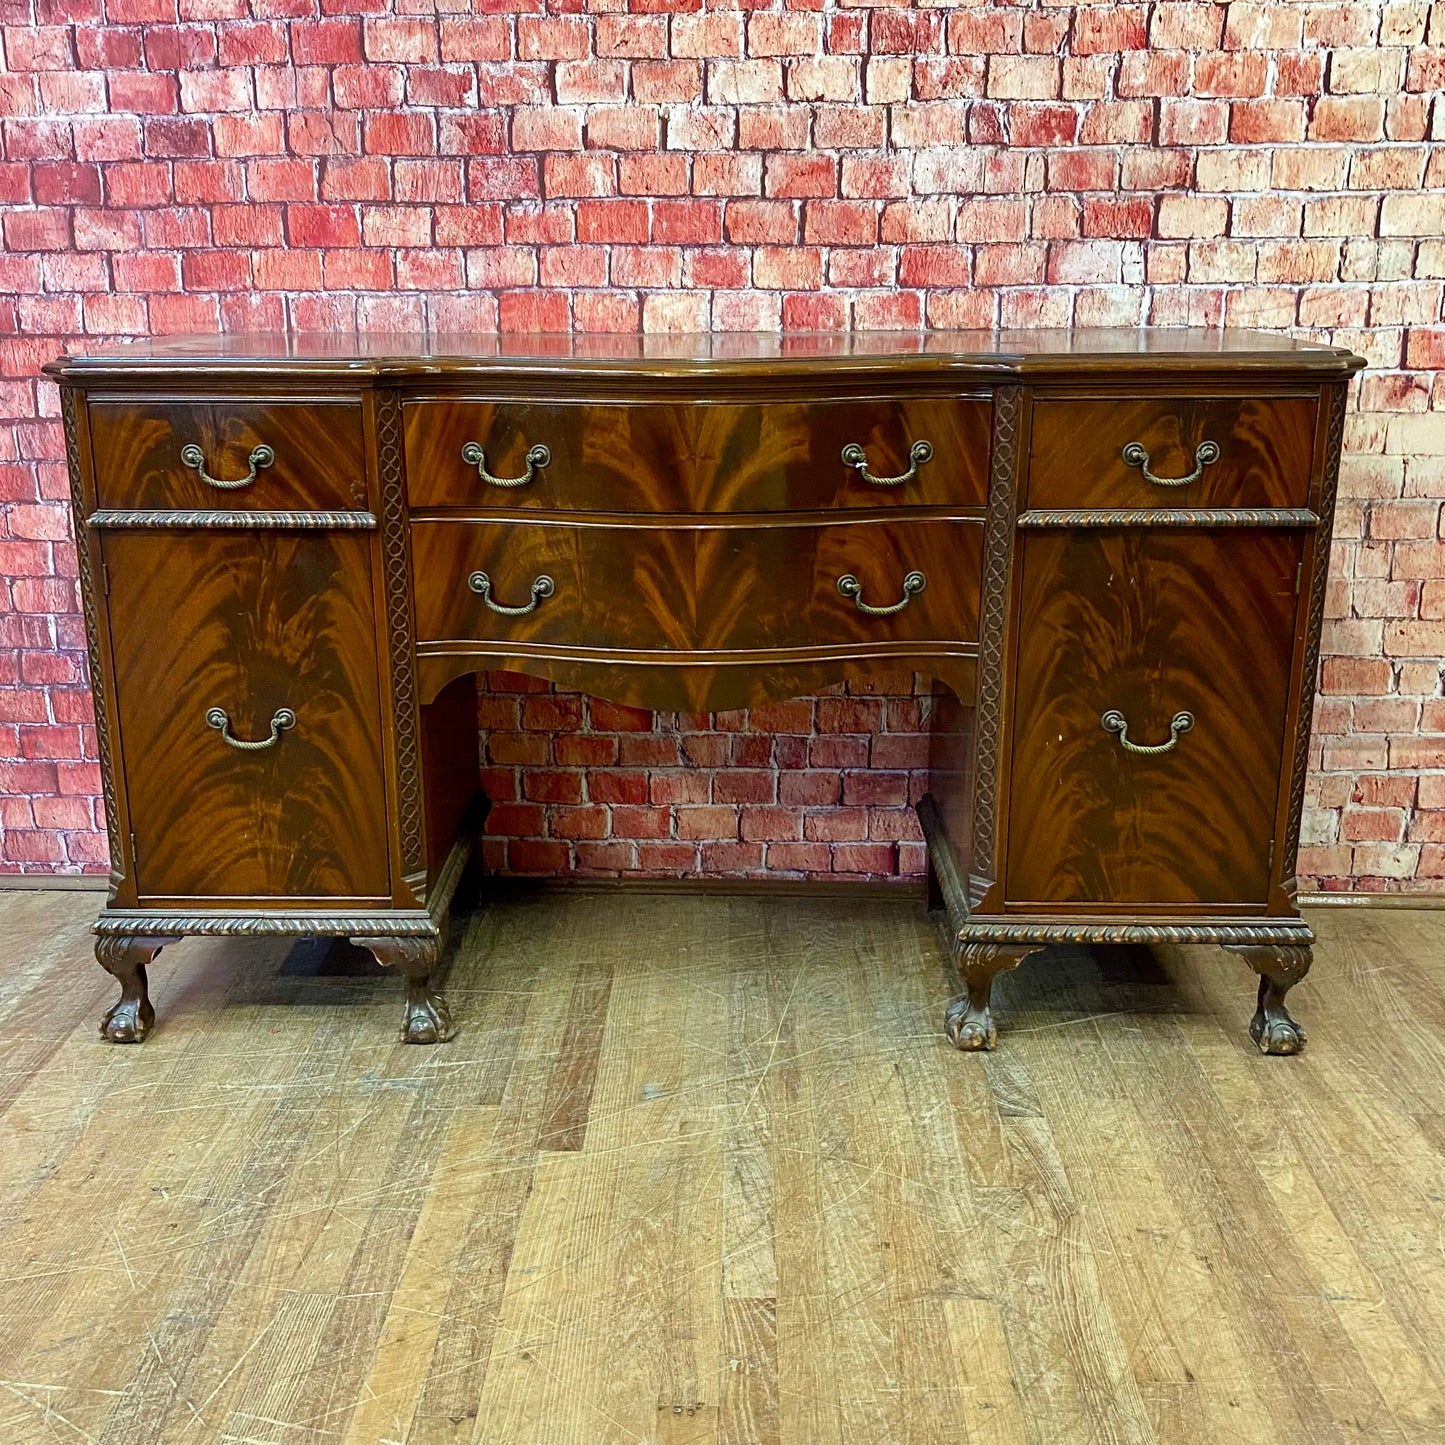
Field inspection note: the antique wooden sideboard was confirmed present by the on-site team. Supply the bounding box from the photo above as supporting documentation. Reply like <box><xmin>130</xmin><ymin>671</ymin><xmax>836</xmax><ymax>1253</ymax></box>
<box><xmin>47</xmin><ymin>330</ymin><xmax>1364</xmax><ymax>1053</ymax></box>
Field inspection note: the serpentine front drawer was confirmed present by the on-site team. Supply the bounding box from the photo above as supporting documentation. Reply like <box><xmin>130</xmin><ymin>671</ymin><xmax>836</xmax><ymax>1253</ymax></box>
<box><xmin>402</xmin><ymin>397</ymin><xmax>991</xmax><ymax>512</ymax></box>
<box><xmin>411</xmin><ymin>517</ymin><xmax>983</xmax><ymax>654</ymax></box>
<box><xmin>1027</xmin><ymin>396</ymin><xmax>1318</xmax><ymax>512</ymax></box>
<box><xmin>87</xmin><ymin>399</ymin><xmax>369</xmax><ymax>514</ymax></box>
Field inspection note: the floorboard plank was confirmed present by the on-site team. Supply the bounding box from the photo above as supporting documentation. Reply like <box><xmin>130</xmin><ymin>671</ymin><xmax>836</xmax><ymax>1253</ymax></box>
<box><xmin>1</xmin><ymin>891</ymin><xmax>1443</xmax><ymax>1443</ymax></box>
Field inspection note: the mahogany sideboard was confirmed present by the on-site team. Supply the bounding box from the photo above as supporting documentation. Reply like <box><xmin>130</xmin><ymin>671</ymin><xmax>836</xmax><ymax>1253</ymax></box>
<box><xmin>47</xmin><ymin>330</ymin><xmax>1365</xmax><ymax>1053</ymax></box>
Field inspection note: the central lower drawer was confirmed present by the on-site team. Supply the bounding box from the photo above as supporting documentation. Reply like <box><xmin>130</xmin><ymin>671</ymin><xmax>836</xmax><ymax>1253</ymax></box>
<box><xmin>412</xmin><ymin>517</ymin><xmax>983</xmax><ymax>653</ymax></box>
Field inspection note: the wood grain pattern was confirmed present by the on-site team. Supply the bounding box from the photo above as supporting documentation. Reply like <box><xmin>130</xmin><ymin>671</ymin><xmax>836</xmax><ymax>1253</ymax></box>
<box><xmin>403</xmin><ymin>396</ymin><xmax>991</xmax><ymax>511</ymax></box>
<box><xmin>412</xmin><ymin>516</ymin><xmax>984</xmax><ymax>653</ymax></box>
<box><xmin>101</xmin><ymin>530</ymin><xmax>391</xmax><ymax>901</ymax></box>
<box><xmin>1028</xmin><ymin>395</ymin><xmax>1318</xmax><ymax>510</ymax></box>
<box><xmin>1</xmin><ymin>888</ymin><xmax>1441</xmax><ymax>1443</ymax></box>
<box><xmin>1005</xmin><ymin>529</ymin><xmax>1303</xmax><ymax>907</ymax></box>
<box><xmin>88</xmin><ymin>398</ymin><xmax>368</xmax><ymax>512</ymax></box>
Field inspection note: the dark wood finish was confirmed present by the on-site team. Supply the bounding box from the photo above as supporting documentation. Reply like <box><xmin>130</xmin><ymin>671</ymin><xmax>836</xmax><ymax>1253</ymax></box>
<box><xmin>94</xmin><ymin>935</ymin><xmax>165</xmax><ymax>1042</ymax></box>
<box><xmin>45</xmin><ymin>330</ymin><xmax>1365</xmax><ymax>1051</ymax></box>
<box><xmin>1224</xmin><ymin>942</ymin><xmax>1312</xmax><ymax>1055</ymax></box>
<box><xmin>420</xmin><ymin>673</ymin><xmax>484</xmax><ymax>893</ymax></box>
<box><xmin>101</xmin><ymin>530</ymin><xmax>390</xmax><ymax>902</ymax></box>
<box><xmin>404</xmin><ymin>397</ymin><xmax>991</xmax><ymax>511</ymax></box>
<box><xmin>47</xmin><ymin>327</ymin><xmax>1363</xmax><ymax>382</ymax></box>
<box><xmin>942</xmin><ymin>941</ymin><xmax>1044</xmax><ymax>1051</ymax></box>
<box><xmin>412</xmin><ymin>516</ymin><xmax>983</xmax><ymax>653</ymax></box>
<box><xmin>1005</xmin><ymin>529</ymin><xmax>1302</xmax><ymax>908</ymax></box>
<box><xmin>1028</xmin><ymin>395</ymin><xmax>1317</xmax><ymax>510</ymax></box>
<box><xmin>354</xmin><ymin>935</ymin><xmax>454</xmax><ymax>1044</ymax></box>
<box><xmin>88</xmin><ymin>399</ymin><xmax>368</xmax><ymax>513</ymax></box>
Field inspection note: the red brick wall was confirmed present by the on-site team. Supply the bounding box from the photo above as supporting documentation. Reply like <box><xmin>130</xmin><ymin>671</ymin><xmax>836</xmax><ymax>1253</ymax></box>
<box><xmin>474</xmin><ymin>671</ymin><xmax>933</xmax><ymax>879</ymax></box>
<box><xmin>1</xmin><ymin>2</ymin><xmax>1442</xmax><ymax>889</ymax></box>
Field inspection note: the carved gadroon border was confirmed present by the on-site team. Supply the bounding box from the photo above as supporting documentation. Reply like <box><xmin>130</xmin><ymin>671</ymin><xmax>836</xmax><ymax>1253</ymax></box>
<box><xmin>62</xmin><ymin>387</ymin><xmax>125</xmax><ymax>895</ymax></box>
<box><xmin>94</xmin><ymin>912</ymin><xmax>440</xmax><ymax>940</ymax></box>
<box><xmin>970</xmin><ymin>386</ymin><xmax>1022</xmax><ymax>878</ymax></box>
<box><xmin>956</xmin><ymin>919</ymin><xmax>1315</xmax><ymax>948</ymax></box>
<box><xmin>374</xmin><ymin>388</ymin><xmax>427</xmax><ymax>901</ymax></box>
<box><xmin>88</xmin><ymin>509</ymin><xmax>378</xmax><ymax>531</ymax></box>
<box><xmin>1018</xmin><ymin>507</ymin><xmax>1320</xmax><ymax>529</ymax></box>
<box><xmin>1282</xmin><ymin>380</ymin><xmax>1349</xmax><ymax>871</ymax></box>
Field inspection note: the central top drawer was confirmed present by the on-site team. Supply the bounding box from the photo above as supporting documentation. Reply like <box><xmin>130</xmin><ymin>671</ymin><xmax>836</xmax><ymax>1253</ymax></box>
<box><xmin>402</xmin><ymin>397</ymin><xmax>990</xmax><ymax>512</ymax></box>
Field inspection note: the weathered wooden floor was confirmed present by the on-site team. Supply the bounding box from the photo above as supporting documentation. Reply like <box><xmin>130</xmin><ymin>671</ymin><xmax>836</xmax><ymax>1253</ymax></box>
<box><xmin>1</xmin><ymin>886</ymin><xmax>1443</xmax><ymax>1444</ymax></box>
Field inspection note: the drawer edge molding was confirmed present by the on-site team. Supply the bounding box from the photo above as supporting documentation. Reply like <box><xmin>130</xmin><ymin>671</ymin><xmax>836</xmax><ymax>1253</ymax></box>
<box><xmin>1017</xmin><ymin>507</ymin><xmax>1319</xmax><ymax>529</ymax></box>
<box><xmin>88</xmin><ymin>508</ymin><xmax>379</xmax><ymax>530</ymax></box>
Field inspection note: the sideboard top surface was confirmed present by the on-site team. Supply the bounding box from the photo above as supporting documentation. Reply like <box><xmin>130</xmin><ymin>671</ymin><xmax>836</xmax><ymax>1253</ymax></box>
<box><xmin>47</xmin><ymin>328</ymin><xmax>1365</xmax><ymax>384</ymax></box>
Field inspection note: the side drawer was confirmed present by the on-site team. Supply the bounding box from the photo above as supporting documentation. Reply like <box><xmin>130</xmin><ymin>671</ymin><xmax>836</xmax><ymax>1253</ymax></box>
<box><xmin>1005</xmin><ymin>528</ymin><xmax>1303</xmax><ymax>909</ymax></box>
<box><xmin>412</xmin><ymin>516</ymin><xmax>983</xmax><ymax>653</ymax></box>
<box><xmin>1027</xmin><ymin>395</ymin><xmax>1317</xmax><ymax>511</ymax></box>
<box><xmin>88</xmin><ymin>399</ymin><xmax>368</xmax><ymax>513</ymax></box>
<box><xmin>403</xmin><ymin>397</ymin><xmax>990</xmax><ymax>511</ymax></box>
<box><xmin>101</xmin><ymin>530</ymin><xmax>390</xmax><ymax>902</ymax></box>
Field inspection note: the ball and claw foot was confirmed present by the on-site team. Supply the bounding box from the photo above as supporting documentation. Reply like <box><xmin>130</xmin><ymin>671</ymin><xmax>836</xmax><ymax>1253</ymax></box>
<box><xmin>1227</xmin><ymin>944</ymin><xmax>1311</xmax><ymax>1057</ymax></box>
<box><xmin>943</xmin><ymin>942</ymin><xmax>1041</xmax><ymax>1053</ymax></box>
<box><xmin>357</xmin><ymin>937</ymin><xmax>455</xmax><ymax>1046</ymax></box>
<box><xmin>944</xmin><ymin>995</ymin><xmax>996</xmax><ymax>1051</ymax></box>
<box><xmin>400</xmin><ymin>980</ymin><xmax>455</xmax><ymax>1045</ymax></box>
<box><xmin>95</xmin><ymin>938</ymin><xmax>164</xmax><ymax>1044</ymax></box>
<box><xmin>100</xmin><ymin>989</ymin><xmax>155</xmax><ymax>1044</ymax></box>
<box><xmin>1249</xmin><ymin>975</ymin><xmax>1306</xmax><ymax>1056</ymax></box>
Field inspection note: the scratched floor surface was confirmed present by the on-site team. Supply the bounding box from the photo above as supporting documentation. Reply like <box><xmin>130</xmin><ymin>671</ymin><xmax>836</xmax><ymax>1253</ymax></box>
<box><xmin>1</xmin><ymin>887</ymin><xmax>1443</xmax><ymax>1444</ymax></box>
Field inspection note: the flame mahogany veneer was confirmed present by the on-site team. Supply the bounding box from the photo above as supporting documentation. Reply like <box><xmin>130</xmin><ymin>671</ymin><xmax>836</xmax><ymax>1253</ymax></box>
<box><xmin>48</xmin><ymin>330</ymin><xmax>1364</xmax><ymax>1053</ymax></box>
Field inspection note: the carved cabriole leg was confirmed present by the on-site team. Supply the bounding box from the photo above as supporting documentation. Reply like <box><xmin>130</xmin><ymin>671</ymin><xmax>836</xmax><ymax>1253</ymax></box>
<box><xmin>944</xmin><ymin>942</ymin><xmax>1043</xmax><ymax>1052</ymax></box>
<box><xmin>355</xmin><ymin>933</ymin><xmax>453</xmax><ymax>1044</ymax></box>
<box><xmin>1224</xmin><ymin>943</ymin><xmax>1311</xmax><ymax>1056</ymax></box>
<box><xmin>95</xmin><ymin>936</ymin><xmax>166</xmax><ymax>1043</ymax></box>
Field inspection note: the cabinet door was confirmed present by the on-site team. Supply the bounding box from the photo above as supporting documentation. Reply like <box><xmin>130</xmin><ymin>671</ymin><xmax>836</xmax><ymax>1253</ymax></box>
<box><xmin>102</xmin><ymin>531</ymin><xmax>390</xmax><ymax>903</ymax></box>
<box><xmin>1005</xmin><ymin>529</ymin><xmax>1302</xmax><ymax>908</ymax></box>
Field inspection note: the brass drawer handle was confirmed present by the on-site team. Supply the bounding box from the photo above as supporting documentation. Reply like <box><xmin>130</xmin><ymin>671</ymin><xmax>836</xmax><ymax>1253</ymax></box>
<box><xmin>1121</xmin><ymin>440</ymin><xmax>1219</xmax><ymax>487</ymax></box>
<box><xmin>837</xmin><ymin>570</ymin><xmax>926</xmax><ymax>617</ymax></box>
<box><xmin>469</xmin><ymin>571</ymin><xmax>554</xmax><ymax>616</ymax></box>
<box><xmin>181</xmin><ymin>443</ymin><xmax>274</xmax><ymax>491</ymax></box>
<box><xmin>841</xmin><ymin>439</ymin><xmax>933</xmax><ymax>487</ymax></box>
<box><xmin>461</xmin><ymin>442</ymin><xmax>550</xmax><ymax>488</ymax></box>
<box><xmin>206</xmin><ymin>706</ymin><xmax>295</xmax><ymax>751</ymax></box>
<box><xmin>1101</xmin><ymin>709</ymin><xmax>1194</xmax><ymax>755</ymax></box>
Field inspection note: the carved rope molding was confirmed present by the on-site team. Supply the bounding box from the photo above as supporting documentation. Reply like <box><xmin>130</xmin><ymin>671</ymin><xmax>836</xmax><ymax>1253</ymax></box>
<box><xmin>1017</xmin><ymin>507</ymin><xmax>1320</xmax><ymax>529</ymax></box>
<box><xmin>61</xmin><ymin>388</ymin><xmax>126</xmax><ymax>894</ymax></box>
<box><xmin>93</xmin><ymin>913</ymin><xmax>442</xmax><ymax>939</ymax></box>
<box><xmin>955</xmin><ymin>920</ymin><xmax>1315</xmax><ymax>947</ymax></box>
<box><xmin>1283</xmin><ymin>379</ymin><xmax>1349</xmax><ymax>871</ymax></box>
<box><xmin>970</xmin><ymin>386</ymin><xmax>1022</xmax><ymax>879</ymax></box>
<box><xmin>374</xmin><ymin>387</ymin><xmax>427</xmax><ymax>901</ymax></box>
<box><xmin>87</xmin><ymin>509</ymin><xmax>378</xmax><ymax>530</ymax></box>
